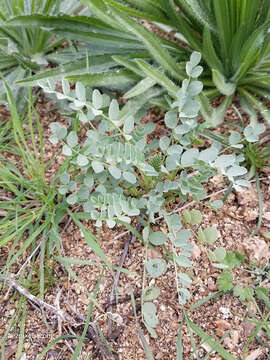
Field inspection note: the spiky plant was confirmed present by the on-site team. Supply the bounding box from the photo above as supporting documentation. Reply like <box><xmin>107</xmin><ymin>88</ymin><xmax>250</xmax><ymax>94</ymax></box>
<box><xmin>13</xmin><ymin>0</ymin><xmax>270</xmax><ymax>124</ymax></box>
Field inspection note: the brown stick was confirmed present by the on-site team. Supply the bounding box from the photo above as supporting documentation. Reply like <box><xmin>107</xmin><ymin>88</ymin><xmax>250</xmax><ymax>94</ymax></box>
<box><xmin>107</xmin><ymin>221</ymin><xmax>143</xmax><ymax>339</ymax></box>
<box><xmin>0</xmin><ymin>275</ymin><xmax>113</xmax><ymax>360</ymax></box>
<box><xmin>104</xmin><ymin>291</ymin><xmax>141</xmax><ymax>311</ymax></box>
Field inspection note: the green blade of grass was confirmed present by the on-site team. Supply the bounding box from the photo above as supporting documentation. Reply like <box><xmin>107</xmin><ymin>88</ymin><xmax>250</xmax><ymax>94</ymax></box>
<box><xmin>130</xmin><ymin>288</ymin><xmax>155</xmax><ymax>359</ymax></box>
<box><xmin>184</xmin><ymin>314</ymin><xmax>236</xmax><ymax>360</ymax></box>
<box><xmin>176</xmin><ymin>319</ymin><xmax>184</xmax><ymax>360</ymax></box>
<box><xmin>68</xmin><ymin>210</ymin><xmax>112</xmax><ymax>271</ymax></box>
<box><xmin>54</xmin><ymin>256</ymin><xmax>102</xmax><ymax>267</ymax></box>
<box><xmin>7</xmin><ymin>213</ymin><xmax>51</xmax><ymax>268</ymax></box>
<box><xmin>72</xmin><ymin>268</ymin><xmax>104</xmax><ymax>360</ymax></box>
<box><xmin>0</xmin><ymin>296</ymin><xmax>24</xmax><ymax>359</ymax></box>
<box><xmin>36</xmin><ymin>335</ymin><xmax>79</xmax><ymax>360</ymax></box>
<box><xmin>15</xmin><ymin>298</ymin><xmax>27</xmax><ymax>359</ymax></box>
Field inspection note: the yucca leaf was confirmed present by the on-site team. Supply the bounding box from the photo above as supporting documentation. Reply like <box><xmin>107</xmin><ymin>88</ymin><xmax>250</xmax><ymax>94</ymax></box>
<box><xmin>7</xmin><ymin>14</ymin><xmax>114</xmax><ymax>32</ymax></box>
<box><xmin>106</xmin><ymin>3</ymin><xmax>183</xmax><ymax>81</ymax></box>
<box><xmin>210</xmin><ymin>95</ymin><xmax>233</xmax><ymax>126</ymax></box>
<box><xmin>203</xmin><ymin>26</ymin><xmax>224</xmax><ymax>73</ymax></box>
<box><xmin>124</xmin><ymin>77</ymin><xmax>156</xmax><ymax>99</ymax></box>
<box><xmin>121</xmin><ymin>0</ymin><xmax>166</xmax><ymax>15</ymax></box>
<box><xmin>103</xmin><ymin>0</ymin><xmax>169</xmax><ymax>24</ymax></box>
<box><xmin>231</xmin><ymin>27</ymin><xmax>265</xmax><ymax>82</ymax></box>
<box><xmin>198</xmin><ymin>92</ymin><xmax>213</xmax><ymax>122</ymax></box>
<box><xmin>213</xmin><ymin>0</ymin><xmax>232</xmax><ymax>62</ymax></box>
<box><xmin>240</xmin><ymin>95</ymin><xmax>258</xmax><ymax>123</ymax></box>
<box><xmin>136</xmin><ymin>59</ymin><xmax>179</xmax><ymax>94</ymax></box>
<box><xmin>7</xmin><ymin>14</ymin><xmax>142</xmax><ymax>46</ymax></box>
<box><xmin>240</xmin><ymin>0</ymin><xmax>261</xmax><ymax>35</ymax></box>
<box><xmin>199</xmin><ymin>93</ymin><xmax>233</xmax><ymax>126</ymax></box>
<box><xmin>174</xmin><ymin>0</ymin><xmax>216</xmax><ymax>33</ymax></box>
<box><xmin>79</xmin><ymin>0</ymin><xmax>122</xmax><ymax>30</ymax></box>
<box><xmin>66</xmin><ymin>69</ymin><xmax>140</xmax><ymax>88</ymax></box>
<box><xmin>165</xmin><ymin>0</ymin><xmax>202</xmax><ymax>52</ymax></box>
<box><xmin>239</xmin><ymin>87</ymin><xmax>270</xmax><ymax>123</ymax></box>
<box><xmin>54</xmin><ymin>28</ymin><xmax>143</xmax><ymax>47</ymax></box>
<box><xmin>245</xmin><ymin>85</ymin><xmax>270</xmax><ymax>101</ymax></box>
<box><xmin>212</xmin><ymin>69</ymin><xmax>236</xmax><ymax>96</ymax></box>
<box><xmin>112</xmin><ymin>55</ymin><xmax>146</xmax><ymax>77</ymax></box>
<box><xmin>230</xmin><ymin>23</ymin><xmax>253</xmax><ymax>74</ymax></box>
<box><xmin>119</xmin><ymin>87</ymin><xmax>164</xmax><ymax>123</ymax></box>
<box><xmin>16</xmin><ymin>55</ymin><xmax>117</xmax><ymax>86</ymax></box>
<box><xmin>239</xmin><ymin>74</ymin><xmax>270</xmax><ymax>86</ymax></box>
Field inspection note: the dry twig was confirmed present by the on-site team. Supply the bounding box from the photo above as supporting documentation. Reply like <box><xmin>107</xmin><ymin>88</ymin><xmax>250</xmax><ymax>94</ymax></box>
<box><xmin>0</xmin><ymin>275</ymin><xmax>113</xmax><ymax>360</ymax></box>
<box><xmin>107</xmin><ymin>221</ymin><xmax>143</xmax><ymax>339</ymax></box>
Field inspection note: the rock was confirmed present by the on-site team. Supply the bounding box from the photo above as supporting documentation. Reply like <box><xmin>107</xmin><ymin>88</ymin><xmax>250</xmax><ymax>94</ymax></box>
<box><xmin>242</xmin><ymin>320</ymin><xmax>256</xmax><ymax>338</ymax></box>
<box><xmin>236</xmin><ymin>186</ymin><xmax>258</xmax><ymax>206</ymax></box>
<box><xmin>219</xmin><ymin>306</ymin><xmax>232</xmax><ymax>319</ymax></box>
<box><xmin>239</xmin><ymin>236</ymin><xmax>270</xmax><ymax>266</ymax></box>
<box><xmin>246</xmin><ymin>348</ymin><xmax>264</xmax><ymax>360</ymax></box>
<box><xmin>207</xmin><ymin>277</ymin><xmax>218</xmax><ymax>291</ymax></box>
<box><xmin>191</xmin><ymin>242</ymin><xmax>201</xmax><ymax>259</ymax></box>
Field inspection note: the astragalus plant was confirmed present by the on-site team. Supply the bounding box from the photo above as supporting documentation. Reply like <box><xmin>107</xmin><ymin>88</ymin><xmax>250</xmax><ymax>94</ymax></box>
<box><xmin>38</xmin><ymin>53</ymin><xmax>251</xmax><ymax>337</ymax></box>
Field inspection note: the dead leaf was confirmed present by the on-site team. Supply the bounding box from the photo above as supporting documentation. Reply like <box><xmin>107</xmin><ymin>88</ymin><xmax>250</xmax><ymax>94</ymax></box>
<box><xmin>213</xmin><ymin>319</ymin><xmax>231</xmax><ymax>337</ymax></box>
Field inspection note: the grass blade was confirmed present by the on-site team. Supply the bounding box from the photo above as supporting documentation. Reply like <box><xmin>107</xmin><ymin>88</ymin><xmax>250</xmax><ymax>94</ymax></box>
<box><xmin>36</xmin><ymin>335</ymin><xmax>79</xmax><ymax>360</ymax></box>
<box><xmin>176</xmin><ymin>319</ymin><xmax>184</xmax><ymax>360</ymax></box>
<box><xmin>184</xmin><ymin>314</ymin><xmax>236</xmax><ymax>360</ymax></box>
<box><xmin>69</xmin><ymin>210</ymin><xmax>112</xmax><ymax>271</ymax></box>
<box><xmin>71</xmin><ymin>268</ymin><xmax>104</xmax><ymax>360</ymax></box>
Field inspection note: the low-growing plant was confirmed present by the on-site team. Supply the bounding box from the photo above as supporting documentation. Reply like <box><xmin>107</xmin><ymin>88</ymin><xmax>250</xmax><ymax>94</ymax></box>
<box><xmin>203</xmin><ymin>109</ymin><xmax>270</xmax><ymax>234</ymax></box>
<box><xmin>0</xmin><ymin>83</ymin><xmax>116</xmax><ymax>358</ymax></box>
<box><xmin>36</xmin><ymin>53</ymin><xmax>253</xmax><ymax>339</ymax></box>
<box><xmin>0</xmin><ymin>84</ymin><xmax>63</xmax><ymax>278</ymax></box>
<box><xmin>214</xmin><ymin>252</ymin><xmax>270</xmax><ymax>357</ymax></box>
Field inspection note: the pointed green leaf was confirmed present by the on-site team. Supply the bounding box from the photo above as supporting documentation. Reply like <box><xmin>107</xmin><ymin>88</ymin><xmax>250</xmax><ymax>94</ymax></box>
<box><xmin>212</xmin><ymin>69</ymin><xmax>236</xmax><ymax>96</ymax></box>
